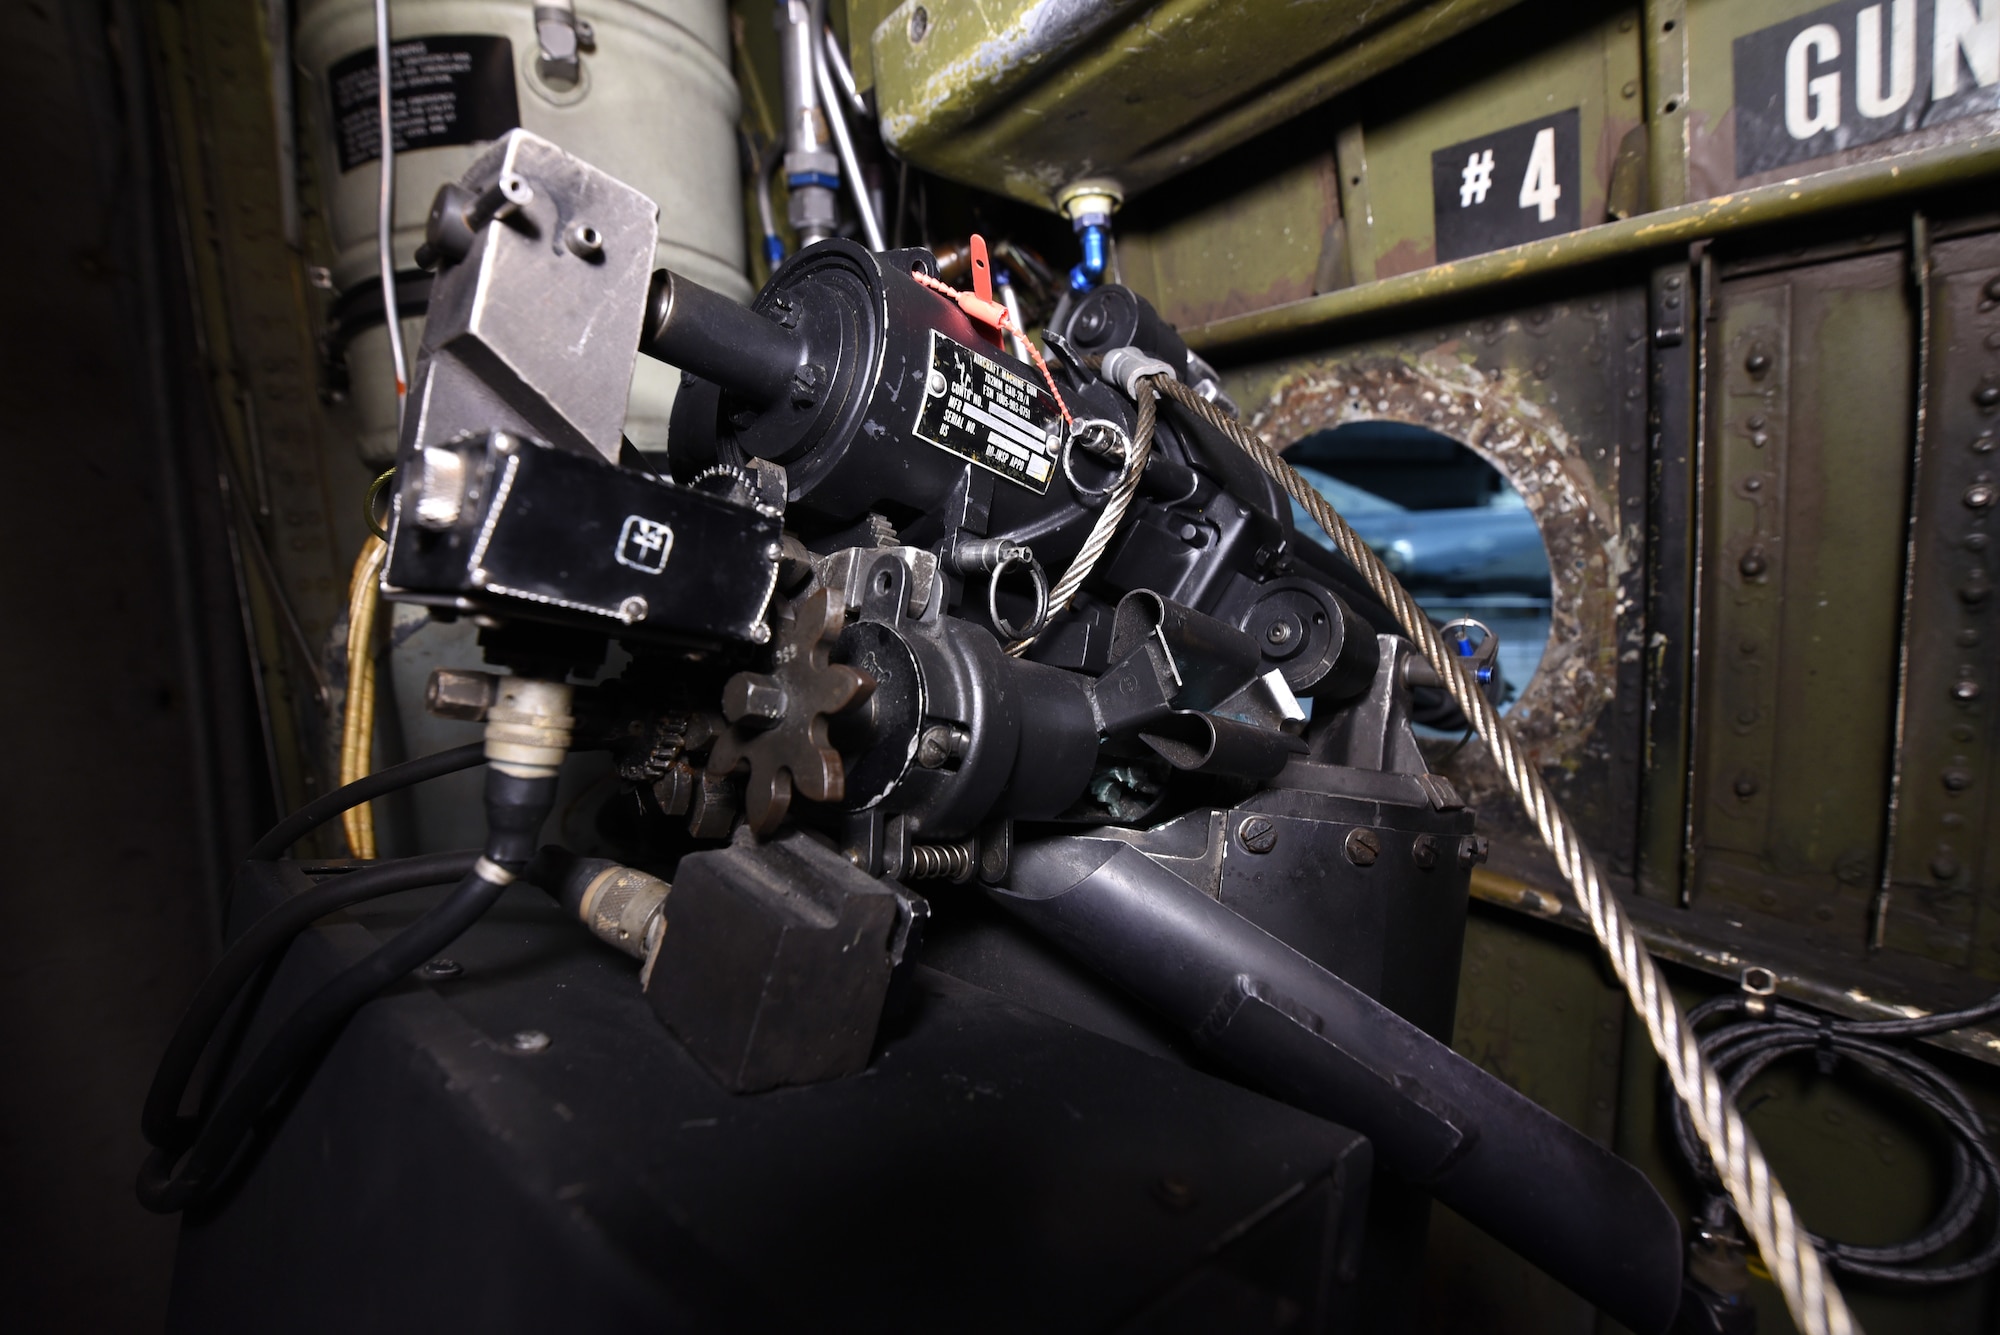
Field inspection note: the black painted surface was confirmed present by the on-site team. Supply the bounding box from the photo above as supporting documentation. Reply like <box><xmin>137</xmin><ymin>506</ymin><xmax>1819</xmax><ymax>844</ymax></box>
<box><xmin>169</xmin><ymin>863</ymin><xmax>1373</xmax><ymax>1333</ymax></box>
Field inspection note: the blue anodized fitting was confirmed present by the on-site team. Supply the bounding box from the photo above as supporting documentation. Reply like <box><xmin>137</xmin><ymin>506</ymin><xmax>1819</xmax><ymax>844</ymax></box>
<box><xmin>1068</xmin><ymin>220</ymin><xmax>1110</xmax><ymax>292</ymax></box>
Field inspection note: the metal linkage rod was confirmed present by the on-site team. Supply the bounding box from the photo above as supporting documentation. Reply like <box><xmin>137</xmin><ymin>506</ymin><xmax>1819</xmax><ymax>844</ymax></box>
<box><xmin>1149</xmin><ymin>373</ymin><xmax>1858</xmax><ymax>1335</ymax></box>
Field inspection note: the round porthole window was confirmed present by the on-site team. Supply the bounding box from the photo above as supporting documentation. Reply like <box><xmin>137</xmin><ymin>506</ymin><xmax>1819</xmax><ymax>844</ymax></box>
<box><xmin>1283</xmin><ymin>421</ymin><xmax>1553</xmax><ymax>715</ymax></box>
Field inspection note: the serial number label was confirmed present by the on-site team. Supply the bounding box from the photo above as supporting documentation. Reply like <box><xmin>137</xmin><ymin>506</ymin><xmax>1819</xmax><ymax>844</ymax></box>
<box><xmin>329</xmin><ymin>35</ymin><xmax>520</xmax><ymax>174</ymax></box>
<box><xmin>912</xmin><ymin>331</ymin><xmax>1064</xmax><ymax>494</ymax></box>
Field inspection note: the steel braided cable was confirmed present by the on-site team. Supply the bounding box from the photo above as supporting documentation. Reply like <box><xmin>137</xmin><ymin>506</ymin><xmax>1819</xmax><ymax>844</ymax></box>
<box><xmin>1149</xmin><ymin>372</ymin><xmax>1858</xmax><ymax>1335</ymax></box>
<box><xmin>1007</xmin><ymin>385</ymin><xmax>1156</xmax><ymax>657</ymax></box>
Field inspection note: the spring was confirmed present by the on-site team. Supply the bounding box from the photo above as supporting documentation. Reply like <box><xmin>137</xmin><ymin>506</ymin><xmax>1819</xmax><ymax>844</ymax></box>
<box><xmin>905</xmin><ymin>840</ymin><xmax>976</xmax><ymax>881</ymax></box>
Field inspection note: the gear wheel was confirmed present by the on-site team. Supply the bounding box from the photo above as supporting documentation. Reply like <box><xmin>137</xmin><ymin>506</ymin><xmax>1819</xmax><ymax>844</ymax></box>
<box><xmin>707</xmin><ymin>588</ymin><xmax>875</xmax><ymax>835</ymax></box>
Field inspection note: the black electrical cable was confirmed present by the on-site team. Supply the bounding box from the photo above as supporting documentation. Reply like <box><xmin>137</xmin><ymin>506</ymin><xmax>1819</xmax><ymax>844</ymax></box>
<box><xmin>138</xmin><ymin>863</ymin><xmax>514</xmax><ymax>1213</ymax></box>
<box><xmin>142</xmin><ymin>849</ymin><xmax>479</xmax><ymax>1150</ymax></box>
<box><xmin>247</xmin><ymin>741</ymin><xmax>487</xmax><ymax>861</ymax></box>
<box><xmin>138</xmin><ymin>742</ymin><xmax>511</xmax><ymax>1213</ymax></box>
<box><xmin>1670</xmin><ymin>990</ymin><xmax>2000</xmax><ymax>1285</ymax></box>
<box><xmin>138</xmin><ymin>762</ymin><xmax>562</xmax><ymax>1214</ymax></box>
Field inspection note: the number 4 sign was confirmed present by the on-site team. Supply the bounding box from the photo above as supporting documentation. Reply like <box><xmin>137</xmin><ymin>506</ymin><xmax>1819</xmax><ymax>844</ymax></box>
<box><xmin>1429</xmin><ymin>109</ymin><xmax>1582</xmax><ymax>262</ymax></box>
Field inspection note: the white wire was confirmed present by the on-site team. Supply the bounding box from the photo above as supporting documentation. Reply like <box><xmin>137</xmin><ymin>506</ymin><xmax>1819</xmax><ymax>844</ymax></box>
<box><xmin>374</xmin><ymin>0</ymin><xmax>408</xmax><ymax>423</ymax></box>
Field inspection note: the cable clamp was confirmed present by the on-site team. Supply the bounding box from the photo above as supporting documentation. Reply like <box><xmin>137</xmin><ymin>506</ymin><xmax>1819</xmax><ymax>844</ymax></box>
<box><xmin>474</xmin><ymin>856</ymin><xmax>519</xmax><ymax>886</ymax></box>
<box><xmin>1099</xmin><ymin>346</ymin><xmax>1177</xmax><ymax>402</ymax></box>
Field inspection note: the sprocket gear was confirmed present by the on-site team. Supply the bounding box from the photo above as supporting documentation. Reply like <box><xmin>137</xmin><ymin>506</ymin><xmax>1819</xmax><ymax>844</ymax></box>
<box><xmin>706</xmin><ymin>588</ymin><xmax>875</xmax><ymax>835</ymax></box>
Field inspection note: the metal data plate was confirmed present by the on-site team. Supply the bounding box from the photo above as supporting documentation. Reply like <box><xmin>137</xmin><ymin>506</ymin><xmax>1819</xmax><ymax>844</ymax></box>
<box><xmin>912</xmin><ymin>330</ymin><xmax>1064</xmax><ymax>494</ymax></box>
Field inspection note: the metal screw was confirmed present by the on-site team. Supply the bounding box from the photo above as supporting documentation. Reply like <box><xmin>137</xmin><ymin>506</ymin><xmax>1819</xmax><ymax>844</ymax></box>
<box><xmin>1977</xmin><ymin>385</ymin><xmax>2000</xmax><ymax>409</ymax></box>
<box><xmin>1966</xmin><ymin>483</ymin><xmax>1997</xmax><ymax>509</ymax></box>
<box><xmin>1265</xmin><ymin>620</ymin><xmax>1293</xmax><ymax>646</ymax></box>
<box><xmin>1411</xmin><ymin>835</ymin><xmax>1438</xmax><ymax>870</ymax></box>
<box><xmin>419</xmin><ymin>958</ymin><xmax>463</xmax><ymax>981</ymax></box>
<box><xmin>510</xmin><ymin>1029</ymin><xmax>552</xmax><ymax>1053</ymax></box>
<box><xmin>1237</xmin><ymin>816</ymin><xmax>1278</xmax><ymax>854</ymax></box>
<box><xmin>917</xmin><ymin>724</ymin><xmax>965</xmax><ymax>770</ymax></box>
<box><xmin>1745</xmin><ymin>349</ymin><xmax>1771</xmax><ymax>375</ymax></box>
<box><xmin>617</xmin><ymin>596</ymin><xmax>649</xmax><ymax>624</ymax></box>
<box><xmin>1344</xmin><ymin>828</ymin><xmax>1380</xmax><ymax>866</ymax></box>
<box><xmin>1986</xmin><ymin>276</ymin><xmax>2000</xmax><ymax>302</ymax></box>
<box><xmin>1734</xmin><ymin>772</ymin><xmax>1760</xmax><ymax>798</ymax></box>
<box><xmin>1738</xmin><ymin>547</ymin><xmax>1768</xmax><ymax>578</ymax></box>
<box><xmin>1458</xmin><ymin>835</ymin><xmax>1490</xmax><ymax>869</ymax></box>
<box><xmin>563</xmin><ymin>221</ymin><xmax>603</xmax><ymax>260</ymax></box>
<box><xmin>1942</xmin><ymin>767</ymin><xmax>1974</xmax><ymax>792</ymax></box>
<box><xmin>1953</xmin><ymin>679</ymin><xmax>1982</xmax><ymax>702</ymax></box>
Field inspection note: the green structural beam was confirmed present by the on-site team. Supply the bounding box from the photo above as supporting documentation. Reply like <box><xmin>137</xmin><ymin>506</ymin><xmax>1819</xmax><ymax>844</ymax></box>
<box><xmin>1185</xmin><ymin>134</ymin><xmax>2000</xmax><ymax>355</ymax></box>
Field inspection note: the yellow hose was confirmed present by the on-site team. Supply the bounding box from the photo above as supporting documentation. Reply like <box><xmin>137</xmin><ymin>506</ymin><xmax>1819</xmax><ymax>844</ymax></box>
<box><xmin>339</xmin><ymin>536</ymin><xmax>388</xmax><ymax>858</ymax></box>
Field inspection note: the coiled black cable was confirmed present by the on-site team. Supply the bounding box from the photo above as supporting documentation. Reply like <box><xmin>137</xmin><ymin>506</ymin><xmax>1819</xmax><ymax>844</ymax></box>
<box><xmin>139</xmin><ymin>860</ymin><xmax>515</xmax><ymax>1213</ymax></box>
<box><xmin>142</xmin><ymin>849</ymin><xmax>480</xmax><ymax>1152</ymax></box>
<box><xmin>138</xmin><ymin>743</ymin><xmax>543</xmax><ymax>1214</ymax></box>
<box><xmin>1671</xmin><ymin>989</ymin><xmax>2000</xmax><ymax>1285</ymax></box>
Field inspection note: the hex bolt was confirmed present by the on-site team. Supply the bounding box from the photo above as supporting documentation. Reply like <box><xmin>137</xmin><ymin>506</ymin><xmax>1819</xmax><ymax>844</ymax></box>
<box><xmin>1458</xmin><ymin>835</ymin><xmax>1490</xmax><ymax>869</ymax></box>
<box><xmin>427</xmin><ymin>668</ymin><xmax>499</xmax><ymax>721</ymax></box>
<box><xmin>510</xmin><ymin>1029</ymin><xmax>552</xmax><ymax>1054</ymax></box>
<box><xmin>723</xmin><ymin>674</ymin><xmax>787</xmax><ymax>726</ymax></box>
<box><xmin>1411</xmin><ymin>835</ymin><xmax>1438</xmax><ymax>870</ymax></box>
<box><xmin>419</xmin><ymin>958</ymin><xmax>464</xmax><ymax>981</ymax></box>
<box><xmin>791</xmin><ymin>363</ymin><xmax>825</xmax><ymax>409</ymax></box>
<box><xmin>769</xmin><ymin>296</ymin><xmax>800</xmax><ymax>330</ymax></box>
<box><xmin>1344</xmin><ymin>828</ymin><xmax>1380</xmax><ymax>866</ymax></box>
<box><xmin>1237</xmin><ymin>816</ymin><xmax>1279</xmax><ymax>854</ymax></box>
<box><xmin>1966</xmin><ymin>483</ymin><xmax>1997</xmax><ymax>509</ymax></box>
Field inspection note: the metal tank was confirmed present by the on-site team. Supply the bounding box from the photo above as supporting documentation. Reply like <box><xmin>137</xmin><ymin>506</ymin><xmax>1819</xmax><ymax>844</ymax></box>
<box><xmin>297</xmin><ymin>0</ymin><xmax>750</xmax><ymax>461</ymax></box>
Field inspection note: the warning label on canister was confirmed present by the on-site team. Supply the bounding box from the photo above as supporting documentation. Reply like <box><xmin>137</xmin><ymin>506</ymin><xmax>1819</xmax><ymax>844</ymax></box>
<box><xmin>913</xmin><ymin>331</ymin><xmax>1064</xmax><ymax>495</ymax></box>
<box><xmin>330</xmin><ymin>36</ymin><xmax>520</xmax><ymax>174</ymax></box>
